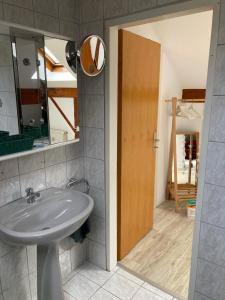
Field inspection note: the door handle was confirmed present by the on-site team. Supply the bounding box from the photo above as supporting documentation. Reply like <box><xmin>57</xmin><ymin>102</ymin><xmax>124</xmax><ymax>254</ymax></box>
<box><xmin>153</xmin><ymin>131</ymin><xmax>160</xmax><ymax>149</ymax></box>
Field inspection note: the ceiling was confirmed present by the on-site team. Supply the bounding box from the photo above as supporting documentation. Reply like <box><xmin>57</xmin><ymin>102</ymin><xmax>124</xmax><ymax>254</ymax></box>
<box><xmin>126</xmin><ymin>10</ymin><xmax>213</xmax><ymax>89</ymax></box>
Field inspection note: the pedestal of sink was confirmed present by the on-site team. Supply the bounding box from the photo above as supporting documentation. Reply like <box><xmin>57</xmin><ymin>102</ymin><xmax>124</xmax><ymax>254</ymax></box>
<box><xmin>37</xmin><ymin>244</ymin><xmax>64</xmax><ymax>300</ymax></box>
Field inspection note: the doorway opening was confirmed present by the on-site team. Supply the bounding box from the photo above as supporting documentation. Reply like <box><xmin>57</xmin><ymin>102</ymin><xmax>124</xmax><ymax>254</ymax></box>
<box><xmin>117</xmin><ymin>10</ymin><xmax>213</xmax><ymax>299</ymax></box>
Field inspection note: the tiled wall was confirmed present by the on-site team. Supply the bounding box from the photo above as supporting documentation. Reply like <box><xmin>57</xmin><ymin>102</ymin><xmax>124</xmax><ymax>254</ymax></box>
<box><xmin>194</xmin><ymin>0</ymin><xmax>225</xmax><ymax>298</ymax></box>
<box><xmin>78</xmin><ymin>0</ymin><xmax>200</xmax><ymax>271</ymax></box>
<box><xmin>0</xmin><ymin>1</ymin><xmax>88</xmax><ymax>299</ymax></box>
<box><xmin>78</xmin><ymin>0</ymin><xmax>225</xmax><ymax>299</ymax></box>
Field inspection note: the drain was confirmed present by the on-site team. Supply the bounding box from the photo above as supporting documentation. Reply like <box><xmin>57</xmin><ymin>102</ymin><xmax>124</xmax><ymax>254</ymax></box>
<box><xmin>41</xmin><ymin>227</ymin><xmax>50</xmax><ymax>231</ymax></box>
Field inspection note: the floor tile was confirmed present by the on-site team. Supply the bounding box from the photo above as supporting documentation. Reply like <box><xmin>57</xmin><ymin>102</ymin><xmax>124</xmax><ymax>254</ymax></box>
<box><xmin>63</xmin><ymin>270</ymin><xmax>80</xmax><ymax>285</ymax></box>
<box><xmin>64</xmin><ymin>291</ymin><xmax>76</xmax><ymax>300</ymax></box>
<box><xmin>132</xmin><ymin>287</ymin><xmax>164</xmax><ymax>300</ymax></box>
<box><xmin>143</xmin><ymin>283</ymin><xmax>173</xmax><ymax>300</ymax></box>
<box><xmin>63</xmin><ymin>273</ymin><xmax>99</xmax><ymax>300</ymax></box>
<box><xmin>117</xmin><ymin>268</ymin><xmax>144</xmax><ymax>285</ymax></box>
<box><xmin>91</xmin><ymin>288</ymin><xmax>120</xmax><ymax>299</ymax></box>
<box><xmin>79</xmin><ymin>262</ymin><xmax>114</xmax><ymax>285</ymax></box>
<box><xmin>103</xmin><ymin>273</ymin><xmax>139</xmax><ymax>300</ymax></box>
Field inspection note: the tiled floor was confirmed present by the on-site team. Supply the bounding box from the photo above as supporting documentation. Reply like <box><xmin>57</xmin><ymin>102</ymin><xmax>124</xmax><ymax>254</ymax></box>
<box><xmin>63</xmin><ymin>262</ymin><xmax>177</xmax><ymax>300</ymax></box>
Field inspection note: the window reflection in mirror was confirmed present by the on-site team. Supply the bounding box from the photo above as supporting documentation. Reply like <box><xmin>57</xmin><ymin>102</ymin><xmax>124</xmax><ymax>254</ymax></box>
<box><xmin>0</xmin><ymin>34</ymin><xmax>19</xmax><ymax>136</ymax></box>
<box><xmin>44</xmin><ymin>37</ymin><xmax>79</xmax><ymax>144</ymax></box>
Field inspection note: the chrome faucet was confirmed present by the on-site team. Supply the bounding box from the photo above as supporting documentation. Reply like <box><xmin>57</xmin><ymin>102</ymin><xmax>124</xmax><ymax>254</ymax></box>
<box><xmin>66</xmin><ymin>178</ymin><xmax>90</xmax><ymax>194</ymax></box>
<box><xmin>25</xmin><ymin>187</ymin><xmax>40</xmax><ymax>204</ymax></box>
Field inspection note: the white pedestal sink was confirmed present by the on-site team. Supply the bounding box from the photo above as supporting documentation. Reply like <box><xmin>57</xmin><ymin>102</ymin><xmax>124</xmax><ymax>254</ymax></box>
<box><xmin>0</xmin><ymin>188</ymin><xmax>94</xmax><ymax>300</ymax></box>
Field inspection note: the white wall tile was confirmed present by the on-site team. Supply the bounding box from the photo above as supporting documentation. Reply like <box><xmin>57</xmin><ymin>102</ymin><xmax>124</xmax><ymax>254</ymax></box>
<box><xmin>34</xmin><ymin>13</ymin><xmax>60</xmax><ymax>33</ymax></box>
<box><xmin>3</xmin><ymin>276</ymin><xmax>31</xmax><ymax>300</ymax></box>
<box><xmin>88</xmin><ymin>214</ymin><xmax>106</xmax><ymax>245</ymax></box>
<box><xmin>199</xmin><ymin>222</ymin><xmax>225</xmax><ymax>268</ymax></box>
<box><xmin>205</xmin><ymin>142</ymin><xmax>225</xmax><ymax>186</ymax></box>
<box><xmin>89</xmin><ymin>186</ymin><xmax>105</xmax><ymax>218</ymax></box>
<box><xmin>0</xmin><ymin>241</ymin><xmax>14</xmax><ymax>258</ymax></box>
<box><xmin>70</xmin><ymin>240</ymin><xmax>87</xmax><ymax>270</ymax></box>
<box><xmin>0</xmin><ymin>176</ymin><xmax>20</xmax><ymax>206</ymax></box>
<box><xmin>66</xmin><ymin>141</ymin><xmax>83</xmax><ymax>161</ymax></box>
<box><xmin>46</xmin><ymin>162</ymin><xmax>67</xmax><ymax>188</ymax></box>
<box><xmin>196</xmin><ymin>258</ymin><xmax>225</xmax><ymax>300</ymax></box>
<box><xmin>85</xmin><ymin>127</ymin><xmax>104</xmax><ymax>160</ymax></box>
<box><xmin>3</xmin><ymin>3</ymin><xmax>34</xmax><ymax>27</ymax></box>
<box><xmin>60</xmin><ymin>250</ymin><xmax>72</xmax><ymax>282</ymax></box>
<box><xmin>84</xmin><ymin>95</ymin><xmax>104</xmax><ymax>129</ymax></box>
<box><xmin>0</xmin><ymin>248</ymin><xmax>28</xmax><ymax>291</ymax></box>
<box><xmin>202</xmin><ymin>184</ymin><xmax>225</xmax><ymax>228</ymax></box>
<box><xmin>0</xmin><ymin>158</ymin><xmax>18</xmax><ymax>180</ymax></box>
<box><xmin>104</xmin><ymin>0</ymin><xmax>128</xmax><ymax>18</ymax></box>
<box><xmin>80</xmin><ymin>0</ymin><xmax>103</xmax><ymax>23</ymax></box>
<box><xmin>67</xmin><ymin>158</ymin><xmax>84</xmax><ymax>179</ymax></box>
<box><xmin>218</xmin><ymin>0</ymin><xmax>225</xmax><ymax>45</ymax></box>
<box><xmin>33</xmin><ymin>0</ymin><xmax>58</xmax><ymax>17</ymax></box>
<box><xmin>88</xmin><ymin>240</ymin><xmax>106</xmax><ymax>269</ymax></box>
<box><xmin>86</xmin><ymin>158</ymin><xmax>104</xmax><ymax>190</ymax></box>
<box><xmin>4</xmin><ymin>0</ymin><xmax>33</xmax><ymax>10</ymax></box>
<box><xmin>18</xmin><ymin>153</ymin><xmax>44</xmax><ymax>175</ymax></box>
<box><xmin>209</xmin><ymin>97</ymin><xmax>225</xmax><ymax>142</ymax></box>
<box><xmin>128</xmin><ymin>0</ymin><xmax>156</xmax><ymax>13</ymax></box>
<box><xmin>27</xmin><ymin>246</ymin><xmax>36</xmax><ymax>274</ymax></box>
<box><xmin>20</xmin><ymin>169</ymin><xmax>46</xmax><ymax>196</ymax></box>
<box><xmin>213</xmin><ymin>45</ymin><xmax>225</xmax><ymax>95</ymax></box>
<box><xmin>44</xmin><ymin>146</ymin><xmax>66</xmax><ymax>167</ymax></box>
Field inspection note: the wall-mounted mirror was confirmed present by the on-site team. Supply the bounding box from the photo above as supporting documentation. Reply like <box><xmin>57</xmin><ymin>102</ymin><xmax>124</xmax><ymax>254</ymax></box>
<box><xmin>0</xmin><ymin>23</ymin><xmax>79</xmax><ymax>158</ymax></box>
<box><xmin>44</xmin><ymin>37</ymin><xmax>78</xmax><ymax>144</ymax></box>
<box><xmin>78</xmin><ymin>35</ymin><xmax>106</xmax><ymax>77</ymax></box>
<box><xmin>175</xmin><ymin>132</ymin><xmax>200</xmax><ymax>185</ymax></box>
<box><xmin>0</xmin><ymin>33</ymin><xmax>18</xmax><ymax>136</ymax></box>
<box><xmin>13</xmin><ymin>33</ymin><xmax>49</xmax><ymax>145</ymax></box>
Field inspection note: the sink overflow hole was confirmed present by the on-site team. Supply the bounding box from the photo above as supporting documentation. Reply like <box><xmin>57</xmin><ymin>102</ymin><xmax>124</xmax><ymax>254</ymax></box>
<box><xmin>41</xmin><ymin>227</ymin><xmax>50</xmax><ymax>230</ymax></box>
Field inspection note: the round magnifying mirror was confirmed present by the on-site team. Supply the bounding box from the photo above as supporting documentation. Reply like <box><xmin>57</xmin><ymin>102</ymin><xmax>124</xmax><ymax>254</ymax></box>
<box><xmin>79</xmin><ymin>35</ymin><xmax>106</xmax><ymax>77</ymax></box>
<box><xmin>65</xmin><ymin>41</ymin><xmax>77</xmax><ymax>74</ymax></box>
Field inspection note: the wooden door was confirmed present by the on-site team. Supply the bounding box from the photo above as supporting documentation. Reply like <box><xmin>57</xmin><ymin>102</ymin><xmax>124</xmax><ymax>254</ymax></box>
<box><xmin>118</xmin><ymin>30</ymin><xmax>161</xmax><ymax>260</ymax></box>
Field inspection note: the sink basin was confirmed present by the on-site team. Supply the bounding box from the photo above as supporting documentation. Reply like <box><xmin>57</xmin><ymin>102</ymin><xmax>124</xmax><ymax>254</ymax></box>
<box><xmin>0</xmin><ymin>187</ymin><xmax>94</xmax><ymax>300</ymax></box>
<box><xmin>0</xmin><ymin>188</ymin><xmax>94</xmax><ymax>245</ymax></box>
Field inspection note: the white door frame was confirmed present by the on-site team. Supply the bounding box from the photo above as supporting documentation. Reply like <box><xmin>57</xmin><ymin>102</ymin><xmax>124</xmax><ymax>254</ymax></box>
<box><xmin>104</xmin><ymin>1</ymin><xmax>220</xmax><ymax>299</ymax></box>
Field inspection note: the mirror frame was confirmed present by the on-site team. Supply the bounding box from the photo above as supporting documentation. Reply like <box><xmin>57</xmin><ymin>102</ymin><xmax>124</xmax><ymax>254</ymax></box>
<box><xmin>65</xmin><ymin>40</ymin><xmax>77</xmax><ymax>75</ymax></box>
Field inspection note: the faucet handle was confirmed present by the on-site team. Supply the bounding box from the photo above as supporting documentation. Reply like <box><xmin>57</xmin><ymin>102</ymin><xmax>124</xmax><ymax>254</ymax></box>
<box><xmin>25</xmin><ymin>187</ymin><xmax>34</xmax><ymax>196</ymax></box>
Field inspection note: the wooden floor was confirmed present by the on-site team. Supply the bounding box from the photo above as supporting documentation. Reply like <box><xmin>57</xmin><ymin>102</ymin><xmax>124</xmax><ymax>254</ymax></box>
<box><xmin>120</xmin><ymin>201</ymin><xmax>194</xmax><ymax>300</ymax></box>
